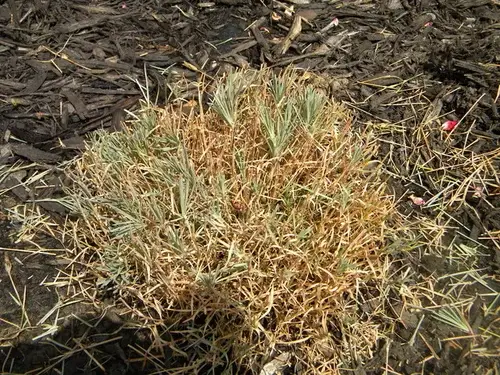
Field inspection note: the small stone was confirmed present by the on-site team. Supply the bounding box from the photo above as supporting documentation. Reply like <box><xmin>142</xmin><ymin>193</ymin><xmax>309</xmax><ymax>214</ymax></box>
<box><xmin>296</xmin><ymin>9</ymin><xmax>318</xmax><ymax>22</ymax></box>
<box><xmin>92</xmin><ymin>47</ymin><xmax>106</xmax><ymax>60</ymax></box>
<box><xmin>387</xmin><ymin>0</ymin><xmax>404</xmax><ymax>10</ymax></box>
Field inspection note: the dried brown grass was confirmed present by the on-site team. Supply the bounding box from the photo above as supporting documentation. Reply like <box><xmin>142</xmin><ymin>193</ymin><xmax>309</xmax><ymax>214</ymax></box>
<box><xmin>56</xmin><ymin>68</ymin><xmax>408</xmax><ymax>374</ymax></box>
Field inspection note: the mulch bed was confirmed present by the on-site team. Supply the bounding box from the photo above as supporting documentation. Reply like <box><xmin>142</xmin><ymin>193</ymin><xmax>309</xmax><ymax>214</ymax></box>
<box><xmin>1</xmin><ymin>0</ymin><xmax>499</xmax><ymax>374</ymax></box>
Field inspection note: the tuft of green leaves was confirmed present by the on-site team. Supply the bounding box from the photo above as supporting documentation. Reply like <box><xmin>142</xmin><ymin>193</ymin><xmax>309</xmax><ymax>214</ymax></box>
<box><xmin>259</xmin><ymin>100</ymin><xmax>298</xmax><ymax>158</ymax></box>
<box><xmin>211</xmin><ymin>71</ymin><xmax>254</xmax><ymax>127</ymax></box>
<box><xmin>432</xmin><ymin>306</ymin><xmax>472</xmax><ymax>334</ymax></box>
<box><xmin>298</xmin><ymin>86</ymin><xmax>326</xmax><ymax>132</ymax></box>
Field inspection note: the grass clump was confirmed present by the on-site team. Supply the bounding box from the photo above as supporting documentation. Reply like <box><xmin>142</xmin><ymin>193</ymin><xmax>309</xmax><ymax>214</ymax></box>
<box><xmin>59</xmin><ymin>68</ymin><xmax>406</xmax><ymax>373</ymax></box>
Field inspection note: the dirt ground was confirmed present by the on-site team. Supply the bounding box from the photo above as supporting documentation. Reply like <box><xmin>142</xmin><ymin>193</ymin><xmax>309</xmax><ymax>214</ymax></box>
<box><xmin>1</xmin><ymin>0</ymin><xmax>499</xmax><ymax>374</ymax></box>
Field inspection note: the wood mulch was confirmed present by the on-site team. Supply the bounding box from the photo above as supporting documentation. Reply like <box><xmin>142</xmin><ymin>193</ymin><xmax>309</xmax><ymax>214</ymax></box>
<box><xmin>0</xmin><ymin>0</ymin><xmax>499</xmax><ymax>374</ymax></box>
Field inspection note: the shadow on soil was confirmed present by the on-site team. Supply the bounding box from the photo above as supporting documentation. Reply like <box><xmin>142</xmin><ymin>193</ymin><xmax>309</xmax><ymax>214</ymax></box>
<box><xmin>0</xmin><ymin>313</ymin><xmax>167</xmax><ymax>375</ymax></box>
<box><xmin>0</xmin><ymin>219</ymin><xmax>166</xmax><ymax>374</ymax></box>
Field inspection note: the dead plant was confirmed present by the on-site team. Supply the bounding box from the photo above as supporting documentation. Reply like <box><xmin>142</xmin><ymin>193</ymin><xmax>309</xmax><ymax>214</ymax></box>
<box><xmin>52</xmin><ymin>68</ymin><xmax>409</xmax><ymax>374</ymax></box>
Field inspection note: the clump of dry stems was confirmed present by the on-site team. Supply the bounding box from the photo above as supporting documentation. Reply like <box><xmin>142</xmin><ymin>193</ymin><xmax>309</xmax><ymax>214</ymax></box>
<box><xmin>59</xmin><ymin>68</ymin><xmax>407</xmax><ymax>373</ymax></box>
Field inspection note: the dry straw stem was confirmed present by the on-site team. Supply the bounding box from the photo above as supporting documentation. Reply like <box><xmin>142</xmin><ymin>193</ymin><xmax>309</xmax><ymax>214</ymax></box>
<box><xmin>57</xmin><ymin>68</ymin><xmax>408</xmax><ymax>373</ymax></box>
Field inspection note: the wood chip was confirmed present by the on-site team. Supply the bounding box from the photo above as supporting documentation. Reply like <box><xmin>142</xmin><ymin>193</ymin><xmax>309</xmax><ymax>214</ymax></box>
<box><xmin>62</xmin><ymin>89</ymin><xmax>88</xmax><ymax>120</ymax></box>
<box><xmin>274</xmin><ymin>15</ymin><xmax>302</xmax><ymax>56</ymax></box>
<box><xmin>11</xmin><ymin>143</ymin><xmax>62</xmax><ymax>163</ymax></box>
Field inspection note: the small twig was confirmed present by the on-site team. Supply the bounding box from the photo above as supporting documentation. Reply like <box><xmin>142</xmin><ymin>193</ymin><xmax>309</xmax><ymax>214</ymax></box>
<box><xmin>447</xmin><ymin>93</ymin><xmax>485</xmax><ymax>138</ymax></box>
<box><xmin>408</xmin><ymin>314</ymin><xmax>425</xmax><ymax>346</ymax></box>
<box><xmin>8</xmin><ymin>0</ymin><xmax>19</xmax><ymax>26</ymax></box>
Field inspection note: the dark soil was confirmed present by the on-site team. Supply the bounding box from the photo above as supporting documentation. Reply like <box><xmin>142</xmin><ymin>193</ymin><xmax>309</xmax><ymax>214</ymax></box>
<box><xmin>1</xmin><ymin>0</ymin><xmax>499</xmax><ymax>374</ymax></box>
<box><xmin>1</xmin><ymin>308</ymin><xmax>171</xmax><ymax>374</ymax></box>
<box><xmin>0</xmin><ymin>222</ymin><xmax>58</xmax><ymax>343</ymax></box>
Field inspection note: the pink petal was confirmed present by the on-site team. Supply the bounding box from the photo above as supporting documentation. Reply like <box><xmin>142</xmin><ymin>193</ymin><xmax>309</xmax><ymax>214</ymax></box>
<box><xmin>424</xmin><ymin>21</ymin><xmax>433</xmax><ymax>27</ymax></box>
<box><xmin>121</xmin><ymin>2</ymin><xmax>127</xmax><ymax>8</ymax></box>
<box><xmin>332</xmin><ymin>17</ymin><xmax>339</xmax><ymax>26</ymax></box>
<box><xmin>442</xmin><ymin>120</ymin><xmax>458</xmax><ymax>131</ymax></box>
<box><xmin>409</xmin><ymin>195</ymin><xmax>426</xmax><ymax>206</ymax></box>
